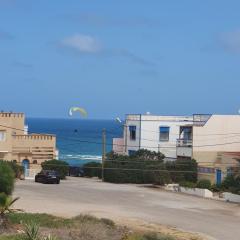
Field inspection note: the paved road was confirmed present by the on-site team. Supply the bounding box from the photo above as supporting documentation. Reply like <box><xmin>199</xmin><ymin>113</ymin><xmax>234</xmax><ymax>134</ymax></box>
<box><xmin>14</xmin><ymin>177</ymin><xmax>240</xmax><ymax>240</ymax></box>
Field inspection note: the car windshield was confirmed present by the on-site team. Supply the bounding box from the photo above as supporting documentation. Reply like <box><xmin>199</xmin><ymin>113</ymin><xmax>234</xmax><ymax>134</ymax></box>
<box><xmin>42</xmin><ymin>170</ymin><xmax>57</xmax><ymax>176</ymax></box>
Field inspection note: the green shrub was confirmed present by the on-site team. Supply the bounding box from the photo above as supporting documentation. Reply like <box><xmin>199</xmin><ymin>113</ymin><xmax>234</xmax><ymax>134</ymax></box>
<box><xmin>211</xmin><ymin>184</ymin><xmax>222</xmax><ymax>192</ymax></box>
<box><xmin>221</xmin><ymin>175</ymin><xmax>239</xmax><ymax>190</ymax></box>
<box><xmin>179</xmin><ymin>181</ymin><xmax>196</xmax><ymax>188</ymax></box>
<box><xmin>7</xmin><ymin>161</ymin><xmax>24</xmax><ymax>179</ymax></box>
<box><xmin>0</xmin><ymin>161</ymin><xmax>15</xmax><ymax>195</ymax></box>
<box><xmin>41</xmin><ymin>160</ymin><xmax>69</xmax><ymax>179</ymax></box>
<box><xmin>196</xmin><ymin>179</ymin><xmax>211</xmax><ymax>189</ymax></box>
<box><xmin>166</xmin><ymin>158</ymin><xmax>198</xmax><ymax>183</ymax></box>
<box><xmin>153</xmin><ymin>170</ymin><xmax>171</xmax><ymax>185</ymax></box>
<box><xmin>82</xmin><ymin>162</ymin><xmax>102</xmax><ymax>178</ymax></box>
<box><xmin>104</xmin><ymin>149</ymin><xmax>166</xmax><ymax>184</ymax></box>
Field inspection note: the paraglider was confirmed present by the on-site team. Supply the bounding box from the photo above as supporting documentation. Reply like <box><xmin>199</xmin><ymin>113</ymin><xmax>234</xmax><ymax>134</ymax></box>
<box><xmin>69</xmin><ymin>107</ymin><xmax>87</xmax><ymax>117</ymax></box>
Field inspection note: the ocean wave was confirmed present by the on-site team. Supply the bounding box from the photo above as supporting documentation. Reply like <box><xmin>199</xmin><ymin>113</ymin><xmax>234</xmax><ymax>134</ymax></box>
<box><xmin>60</xmin><ymin>154</ymin><xmax>102</xmax><ymax>161</ymax></box>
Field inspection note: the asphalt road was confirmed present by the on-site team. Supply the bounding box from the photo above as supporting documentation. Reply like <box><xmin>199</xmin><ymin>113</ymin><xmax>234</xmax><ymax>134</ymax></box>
<box><xmin>14</xmin><ymin>177</ymin><xmax>240</xmax><ymax>240</ymax></box>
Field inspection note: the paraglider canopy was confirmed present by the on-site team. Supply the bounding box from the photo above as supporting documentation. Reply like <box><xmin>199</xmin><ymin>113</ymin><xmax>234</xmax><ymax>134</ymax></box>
<box><xmin>69</xmin><ymin>107</ymin><xmax>87</xmax><ymax>117</ymax></box>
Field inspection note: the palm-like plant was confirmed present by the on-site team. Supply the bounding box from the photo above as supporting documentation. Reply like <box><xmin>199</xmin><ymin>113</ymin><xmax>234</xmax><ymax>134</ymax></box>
<box><xmin>0</xmin><ymin>192</ymin><xmax>22</xmax><ymax>228</ymax></box>
<box><xmin>23</xmin><ymin>222</ymin><xmax>40</xmax><ymax>240</ymax></box>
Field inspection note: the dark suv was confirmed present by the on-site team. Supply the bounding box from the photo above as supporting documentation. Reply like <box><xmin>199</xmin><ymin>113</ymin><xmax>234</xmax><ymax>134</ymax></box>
<box><xmin>35</xmin><ymin>170</ymin><xmax>60</xmax><ymax>184</ymax></box>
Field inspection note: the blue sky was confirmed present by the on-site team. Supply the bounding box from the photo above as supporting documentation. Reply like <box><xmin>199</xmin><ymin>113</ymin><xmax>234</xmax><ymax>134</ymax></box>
<box><xmin>0</xmin><ymin>0</ymin><xmax>240</xmax><ymax>119</ymax></box>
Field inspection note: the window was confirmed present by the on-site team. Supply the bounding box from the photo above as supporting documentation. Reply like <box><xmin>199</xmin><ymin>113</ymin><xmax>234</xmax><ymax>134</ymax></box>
<box><xmin>129</xmin><ymin>126</ymin><xmax>136</xmax><ymax>140</ymax></box>
<box><xmin>128</xmin><ymin>150</ymin><xmax>136</xmax><ymax>156</ymax></box>
<box><xmin>0</xmin><ymin>131</ymin><xmax>6</xmax><ymax>141</ymax></box>
<box><xmin>159</xmin><ymin>127</ymin><xmax>170</xmax><ymax>141</ymax></box>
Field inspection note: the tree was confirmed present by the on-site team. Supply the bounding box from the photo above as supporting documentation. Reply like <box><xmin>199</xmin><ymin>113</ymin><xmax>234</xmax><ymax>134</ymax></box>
<box><xmin>0</xmin><ymin>161</ymin><xmax>15</xmax><ymax>195</ymax></box>
<box><xmin>41</xmin><ymin>160</ymin><xmax>69</xmax><ymax>179</ymax></box>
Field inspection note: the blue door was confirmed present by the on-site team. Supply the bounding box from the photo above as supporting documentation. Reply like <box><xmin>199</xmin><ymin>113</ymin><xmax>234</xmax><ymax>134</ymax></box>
<box><xmin>22</xmin><ymin>159</ymin><xmax>30</xmax><ymax>176</ymax></box>
<box><xmin>216</xmin><ymin>169</ymin><xmax>222</xmax><ymax>185</ymax></box>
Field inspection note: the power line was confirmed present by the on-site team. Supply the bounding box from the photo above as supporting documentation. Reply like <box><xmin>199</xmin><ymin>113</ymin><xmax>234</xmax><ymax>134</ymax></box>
<box><xmin>3</xmin><ymin>122</ymin><xmax>240</xmax><ymax>150</ymax></box>
<box><xmin>57</xmin><ymin>135</ymin><xmax>240</xmax><ymax>149</ymax></box>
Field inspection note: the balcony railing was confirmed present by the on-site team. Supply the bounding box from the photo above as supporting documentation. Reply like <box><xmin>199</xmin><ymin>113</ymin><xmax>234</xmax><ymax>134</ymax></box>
<box><xmin>176</xmin><ymin>139</ymin><xmax>193</xmax><ymax>147</ymax></box>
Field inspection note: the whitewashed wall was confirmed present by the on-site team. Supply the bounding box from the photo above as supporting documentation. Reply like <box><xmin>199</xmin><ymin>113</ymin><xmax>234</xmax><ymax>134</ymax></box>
<box><xmin>125</xmin><ymin>114</ymin><xmax>193</xmax><ymax>159</ymax></box>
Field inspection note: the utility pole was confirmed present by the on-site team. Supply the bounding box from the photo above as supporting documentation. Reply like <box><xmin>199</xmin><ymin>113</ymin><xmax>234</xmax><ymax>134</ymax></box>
<box><xmin>102</xmin><ymin>128</ymin><xmax>106</xmax><ymax>182</ymax></box>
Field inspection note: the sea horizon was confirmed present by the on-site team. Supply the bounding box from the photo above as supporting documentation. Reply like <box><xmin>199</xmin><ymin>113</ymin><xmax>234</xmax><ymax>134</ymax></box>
<box><xmin>26</xmin><ymin>118</ymin><xmax>122</xmax><ymax>166</ymax></box>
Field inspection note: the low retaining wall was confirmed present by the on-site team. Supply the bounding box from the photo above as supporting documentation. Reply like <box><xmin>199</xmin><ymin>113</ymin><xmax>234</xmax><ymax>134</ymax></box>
<box><xmin>179</xmin><ymin>187</ymin><xmax>213</xmax><ymax>198</ymax></box>
<box><xmin>223</xmin><ymin>192</ymin><xmax>240</xmax><ymax>203</ymax></box>
<box><xmin>164</xmin><ymin>184</ymin><xmax>213</xmax><ymax>198</ymax></box>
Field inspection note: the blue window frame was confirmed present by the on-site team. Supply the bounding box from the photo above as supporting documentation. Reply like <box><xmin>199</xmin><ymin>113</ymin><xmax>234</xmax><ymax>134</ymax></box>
<box><xmin>159</xmin><ymin>126</ymin><xmax>170</xmax><ymax>141</ymax></box>
<box><xmin>128</xmin><ymin>150</ymin><xmax>137</xmax><ymax>156</ymax></box>
<box><xmin>129</xmin><ymin>125</ymin><xmax>136</xmax><ymax>140</ymax></box>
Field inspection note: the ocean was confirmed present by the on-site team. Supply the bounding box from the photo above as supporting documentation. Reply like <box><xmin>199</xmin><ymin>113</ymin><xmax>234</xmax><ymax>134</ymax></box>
<box><xmin>26</xmin><ymin>118</ymin><xmax>122</xmax><ymax>166</ymax></box>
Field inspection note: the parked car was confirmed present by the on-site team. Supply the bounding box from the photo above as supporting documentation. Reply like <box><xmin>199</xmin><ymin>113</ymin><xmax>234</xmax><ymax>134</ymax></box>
<box><xmin>35</xmin><ymin>170</ymin><xmax>60</xmax><ymax>184</ymax></box>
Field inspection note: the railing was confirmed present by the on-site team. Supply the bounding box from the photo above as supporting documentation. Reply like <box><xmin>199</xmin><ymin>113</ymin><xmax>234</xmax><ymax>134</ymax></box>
<box><xmin>13</xmin><ymin>134</ymin><xmax>55</xmax><ymax>140</ymax></box>
<box><xmin>193</xmin><ymin>114</ymin><xmax>211</xmax><ymax>126</ymax></box>
<box><xmin>176</xmin><ymin>139</ymin><xmax>192</xmax><ymax>147</ymax></box>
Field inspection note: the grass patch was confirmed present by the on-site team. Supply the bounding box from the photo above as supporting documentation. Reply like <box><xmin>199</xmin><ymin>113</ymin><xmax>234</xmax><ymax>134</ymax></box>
<box><xmin>7</xmin><ymin>213</ymin><xmax>115</xmax><ymax>229</ymax></box>
<box><xmin>0</xmin><ymin>235</ymin><xmax>22</xmax><ymax>240</ymax></box>
<box><xmin>3</xmin><ymin>213</ymin><xmax>177</xmax><ymax>240</ymax></box>
<box><xmin>7</xmin><ymin>213</ymin><xmax>72</xmax><ymax>228</ymax></box>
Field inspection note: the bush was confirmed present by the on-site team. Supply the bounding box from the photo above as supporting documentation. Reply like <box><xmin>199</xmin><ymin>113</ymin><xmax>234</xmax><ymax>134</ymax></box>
<box><xmin>104</xmin><ymin>150</ymin><xmax>166</xmax><ymax>184</ymax></box>
<box><xmin>221</xmin><ymin>175</ymin><xmax>240</xmax><ymax>194</ymax></box>
<box><xmin>7</xmin><ymin>161</ymin><xmax>24</xmax><ymax>179</ymax></box>
<box><xmin>41</xmin><ymin>160</ymin><xmax>69</xmax><ymax>180</ymax></box>
<box><xmin>153</xmin><ymin>170</ymin><xmax>171</xmax><ymax>186</ymax></box>
<box><xmin>179</xmin><ymin>181</ymin><xmax>196</xmax><ymax>188</ymax></box>
<box><xmin>166</xmin><ymin>158</ymin><xmax>198</xmax><ymax>184</ymax></box>
<box><xmin>196</xmin><ymin>179</ymin><xmax>211</xmax><ymax>190</ymax></box>
<box><xmin>0</xmin><ymin>161</ymin><xmax>15</xmax><ymax>195</ymax></box>
<box><xmin>211</xmin><ymin>184</ymin><xmax>222</xmax><ymax>192</ymax></box>
<box><xmin>82</xmin><ymin>162</ymin><xmax>102</xmax><ymax>178</ymax></box>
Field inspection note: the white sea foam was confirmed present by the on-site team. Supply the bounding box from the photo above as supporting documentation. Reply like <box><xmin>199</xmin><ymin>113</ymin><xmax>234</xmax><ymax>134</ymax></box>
<box><xmin>60</xmin><ymin>154</ymin><xmax>102</xmax><ymax>161</ymax></box>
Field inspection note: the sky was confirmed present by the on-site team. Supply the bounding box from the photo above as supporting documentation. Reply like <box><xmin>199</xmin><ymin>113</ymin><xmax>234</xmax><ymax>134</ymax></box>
<box><xmin>0</xmin><ymin>0</ymin><xmax>240</xmax><ymax>119</ymax></box>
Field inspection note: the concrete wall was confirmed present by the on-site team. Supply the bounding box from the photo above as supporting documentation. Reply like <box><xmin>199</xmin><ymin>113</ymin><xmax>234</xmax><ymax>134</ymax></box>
<box><xmin>125</xmin><ymin>114</ymin><xmax>193</xmax><ymax>159</ymax></box>
<box><xmin>112</xmin><ymin>138</ymin><xmax>124</xmax><ymax>154</ymax></box>
<box><xmin>223</xmin><ymin>192</ymin><xmax>240</xmax><ymax>203</ymax></box>
<box><xmin>180</xmin><ymin>187</ymin><xmax>213</xmax><ymax>198</ymax></box>
<box><xmin>0</xmin><ymin>112</ymin><xmax>57</xmax><ymax>167</ymax></box>
<box><xmin>193</xmin><ymin>115</ymin><xmax>240</xmax><ymax>173</ymax></box>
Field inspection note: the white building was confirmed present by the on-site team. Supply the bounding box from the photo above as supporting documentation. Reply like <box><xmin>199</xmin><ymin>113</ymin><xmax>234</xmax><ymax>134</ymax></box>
<box><xmin>114</xmin><ymin>114</ymin><xmax>193</xmax><ymax>160</ymax></box>
<box><xmin>113</xmin><ymin>114</ymin><xmax>240</xmax><ymax>184</ymax></box>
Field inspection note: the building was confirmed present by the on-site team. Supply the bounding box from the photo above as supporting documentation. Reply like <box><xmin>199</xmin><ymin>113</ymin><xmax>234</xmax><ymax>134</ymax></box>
<box><xmin>0</xmin><ymin>112</ymin><xmax>57</xmax><ymax>177</ymax></box>
<box><xmin>113</xmin><ymin>114</ymin><xmax>240</xmax><ymax>184</ymax></box>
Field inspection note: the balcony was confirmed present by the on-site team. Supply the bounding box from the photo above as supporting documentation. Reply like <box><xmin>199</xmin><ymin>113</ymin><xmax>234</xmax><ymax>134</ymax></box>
<box><xmin>177</xmin><ymin>139</ymin><xmax>193</xmax><ymax>147</ymax></box>
<box><xmin>176</xmin><ymin>139</ymin><xmax>192</xmax><ymax>157</ymax></box>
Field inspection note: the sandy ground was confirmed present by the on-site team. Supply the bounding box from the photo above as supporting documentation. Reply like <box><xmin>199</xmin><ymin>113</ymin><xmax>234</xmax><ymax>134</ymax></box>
<box><xmin>13</xmin><ymin>177</ymin><xmax>240</xmax><ymax>240</ymax></box>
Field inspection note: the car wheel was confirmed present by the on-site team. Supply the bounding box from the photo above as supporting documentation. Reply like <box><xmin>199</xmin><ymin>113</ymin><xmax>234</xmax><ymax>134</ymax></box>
<box><xmin>57</xmin><ymin>180</ymin><xmax>60</xmax><ymax>184</ymax></box>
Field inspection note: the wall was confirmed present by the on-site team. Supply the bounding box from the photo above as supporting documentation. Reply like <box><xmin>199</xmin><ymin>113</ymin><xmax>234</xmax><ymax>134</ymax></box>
<box><xmin>12</xmin><ymin>134</ymin><xmax>56</xmax><ymax>164</ymax></box>
<box><xmin>223</xmin><ymin>192</ymin><xmax>240</xmax><ymax>203</ymax></box>
<box><xmin>0</xmin><ymin>113</ymin><xmax>25</xmax><ymax>161</ymax></box>
<box><xmin>179</xmin><ymin>187</ymin><xmax>213</xmax><ymax>198</ymax></box>
<box><xmin>125</xmin><ymin>115</ymin><xmax>141</xmax><ymax>154</ymax></box>
<box><xmin>0</xmin><ymin>112</ymin><xmax>57</xmax><ymax>167</ymax></box>
<box><xmin>112</xmin><ymin>138</ymin><xmax>124</xmax><ymax>154</ymax></box>
<box><xmin>193</xmin><ymin>115</ymin><xmax>240</xmax><ymax>170</ymax></box>
<box><xmin>125</xmin><ymin>114</ymin><xmax>193</xmax><ymax>159</ymax></box>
